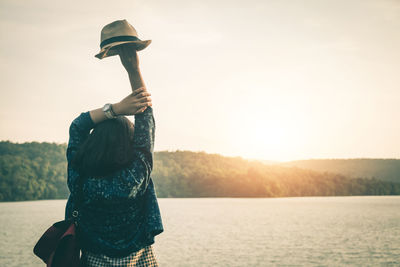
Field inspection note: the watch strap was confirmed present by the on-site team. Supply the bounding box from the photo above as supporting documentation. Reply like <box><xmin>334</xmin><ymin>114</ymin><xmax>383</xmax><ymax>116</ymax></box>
<box><xmin>103</xmin><ymin>103</ymin><xmax>117</xmax><ymax>119</ymax></box>
<box><xmin>110</xmin><ymin>104</ymin><xmax>117</xmax><ymax>117</ymax></box>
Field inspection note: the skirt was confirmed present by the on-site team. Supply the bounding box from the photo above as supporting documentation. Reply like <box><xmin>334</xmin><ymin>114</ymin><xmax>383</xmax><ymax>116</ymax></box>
<box><xmin>80</xmin><ymin>245</ymin><xmax>159</xmax><ymax>267</ymax></box>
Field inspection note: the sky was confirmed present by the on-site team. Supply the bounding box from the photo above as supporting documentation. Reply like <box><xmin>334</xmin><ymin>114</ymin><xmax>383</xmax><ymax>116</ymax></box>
<box><xmin>0</xmin><ymin>0</ymin><xmax>399</xmax><ymax>161</ymax></box>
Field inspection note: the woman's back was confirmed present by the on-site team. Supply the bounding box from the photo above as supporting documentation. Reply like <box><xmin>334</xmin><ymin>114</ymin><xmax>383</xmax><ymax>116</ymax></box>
<box><xmin>65</xmin><ymin>107</ymin><xmax>163</xmax><ymax>258</ymax></box>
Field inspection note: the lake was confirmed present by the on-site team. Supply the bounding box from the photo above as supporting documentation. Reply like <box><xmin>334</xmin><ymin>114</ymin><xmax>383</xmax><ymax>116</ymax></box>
<box><xmin>0</xmin><ymin>197</ymin><xmax>399</xmax><ymax>266</ymax></box>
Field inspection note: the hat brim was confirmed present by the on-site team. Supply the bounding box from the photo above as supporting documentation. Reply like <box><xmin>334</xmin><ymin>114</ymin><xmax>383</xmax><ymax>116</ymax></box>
<box><xmin>94</xmin><ymin>40</ymin><xmax>151</xmax><ymax>59</ymax></box>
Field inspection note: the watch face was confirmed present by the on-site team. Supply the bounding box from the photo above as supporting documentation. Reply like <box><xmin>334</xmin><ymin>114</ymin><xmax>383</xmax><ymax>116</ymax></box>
<box><xmin>103</xmin><ymin>104</ymin><xmax>115</xmax><ymax>119</ymax></box>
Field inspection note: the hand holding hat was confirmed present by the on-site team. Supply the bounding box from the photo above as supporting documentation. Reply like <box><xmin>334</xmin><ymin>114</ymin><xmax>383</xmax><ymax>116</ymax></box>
<box><xmin>117</xmin><ymin>44</ymin><xmax>139</xmax><ymax>72</ymax></box>
<box><xmin>95</xmin><ymin>19</ymin><xmax>151</xmax><ymax>59</ymax></box>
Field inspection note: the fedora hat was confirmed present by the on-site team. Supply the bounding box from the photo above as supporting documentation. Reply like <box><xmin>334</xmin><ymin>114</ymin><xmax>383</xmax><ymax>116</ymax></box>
<box><xmin>95</xmin><ymin>19</ymin><xmax>151</xmax><ymax>59</ymax></box>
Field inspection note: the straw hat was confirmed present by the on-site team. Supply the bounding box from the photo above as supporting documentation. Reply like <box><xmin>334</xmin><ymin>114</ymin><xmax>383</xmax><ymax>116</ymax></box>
<box><xmin>95</xmin><ymin>19</ymin><xmax>151</xmax><ymax>59</ymax></box>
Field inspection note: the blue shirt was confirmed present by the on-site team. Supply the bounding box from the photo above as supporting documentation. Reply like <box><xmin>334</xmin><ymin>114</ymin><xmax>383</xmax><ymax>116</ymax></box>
<box><xmin>65</xmin><ymin>106</ymin><xmax>164</xmax><ymax>257</ymax></box>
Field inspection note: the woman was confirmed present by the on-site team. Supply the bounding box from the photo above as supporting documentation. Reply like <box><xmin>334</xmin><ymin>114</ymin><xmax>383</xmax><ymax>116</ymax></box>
<box><xmin>65</xmin><ymin>44</ymin><xmax>164</xmax><ymax>266</ymax></box>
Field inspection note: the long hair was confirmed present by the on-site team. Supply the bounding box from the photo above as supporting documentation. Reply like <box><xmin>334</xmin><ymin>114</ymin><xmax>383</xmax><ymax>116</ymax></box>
<box><xmin>71</xmin><ymin>116</ymin><xmax>135</xmax><ymax>178</ymax></box>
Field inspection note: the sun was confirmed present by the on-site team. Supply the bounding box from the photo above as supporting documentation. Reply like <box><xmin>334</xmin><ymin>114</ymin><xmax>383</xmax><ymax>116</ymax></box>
<box><xmin>226</xmin><ymin>104</ymin><xmax>309</xmax><ymax>161</ymax></box>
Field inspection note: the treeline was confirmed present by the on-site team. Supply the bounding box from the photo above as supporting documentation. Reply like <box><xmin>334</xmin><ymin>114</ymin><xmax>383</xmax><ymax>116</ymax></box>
<box><xmin>0</xmin><ymin>141</ymin><xmax>68</xmax><ymax>201</ymax></box>
<box><xmin>0</xmin><ymin>141</ymin><xmax>400</xmax><ymax>201</ymax></box>
<box><xmin>152</xmin><ymin>151</ymin><xmax>400</xmax><ymax>197</ymax></box>
<box><xmin>281</xmin><ymin>159</ymin><xmax>400</xmax><ymax>183</ymax></box>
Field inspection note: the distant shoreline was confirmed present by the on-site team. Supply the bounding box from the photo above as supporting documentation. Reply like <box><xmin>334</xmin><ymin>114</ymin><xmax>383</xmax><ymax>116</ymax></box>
<box><xmin>1</xmin><ymin>195</ymin><xmax>400</xmax><ymax>204</ymax></box>
<box><xmin>1</xmin><ymin>141</ymin><xmax>400</xmax><ymax>201</ymax></box>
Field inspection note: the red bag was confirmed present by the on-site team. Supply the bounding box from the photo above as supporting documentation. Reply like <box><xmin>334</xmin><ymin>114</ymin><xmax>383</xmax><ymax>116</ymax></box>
<box><xmin>33</xmin><ymin>218</ymin><xmax>80</xmax><ymax>267</ymax></box>
<box><xmin>35</xmin><ymin>173</ymin><xmax>85</xmax><ymax>266</ymax></box>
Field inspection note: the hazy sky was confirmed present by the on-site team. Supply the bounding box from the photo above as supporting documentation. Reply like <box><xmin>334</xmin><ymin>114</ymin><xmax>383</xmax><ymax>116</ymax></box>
<box><xmin>0</xmin><ymin>0</ymin><xmax>399</xmax><ymax>161</ymax></box>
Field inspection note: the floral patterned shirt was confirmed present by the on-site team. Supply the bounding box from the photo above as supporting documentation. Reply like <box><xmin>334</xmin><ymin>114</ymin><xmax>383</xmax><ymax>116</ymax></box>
<box><xmin>65</xmin><ymin>106</ymin><xmax>164</xmax><ymax>257</ymax></box>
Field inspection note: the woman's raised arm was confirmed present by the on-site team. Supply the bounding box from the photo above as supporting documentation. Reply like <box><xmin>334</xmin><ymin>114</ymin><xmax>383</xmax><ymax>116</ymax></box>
<box><xmin>89</xmin><ymin>44</ymin><xmax>151</xmax><ymax>124</ymax></box>
<box><xmin>117</xmin><ymin>44</ymin><xmax>145</xmax><ymax>90</ymax></box>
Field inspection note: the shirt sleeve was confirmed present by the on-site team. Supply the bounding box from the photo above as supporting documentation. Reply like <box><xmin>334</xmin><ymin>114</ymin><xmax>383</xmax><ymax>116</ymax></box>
<box><xmin>133</xmin><ymin>106</ymin><xmax>155</xmax><ymax>156</ymax></box>
<box><xmin>66</xmin><ymin>111</ymin><xmax>96</xmax><ymax>164</ymax></box>
<box><xmin>124</xmin><ymin>106</ymin><xmax>155</xmax><ymax>198</ymax></box>
<box><xmin>66</xmin><ymin>111</ymin><xmax>95</xmax><ymax>195</ymax></box>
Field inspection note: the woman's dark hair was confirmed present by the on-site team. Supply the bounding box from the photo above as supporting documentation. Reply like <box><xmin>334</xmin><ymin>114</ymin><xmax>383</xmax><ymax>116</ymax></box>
<box><xmin>71</xmin><ymin>116</ymin><xmax>135</xmax><ymax>178</ymax></box>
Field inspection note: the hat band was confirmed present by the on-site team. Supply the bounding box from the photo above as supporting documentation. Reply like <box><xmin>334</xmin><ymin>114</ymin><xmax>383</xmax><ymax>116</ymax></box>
<box><xmin>100</xmin><ymin>36</ymin><xmax>140</xmax><ymax>48</ymax></box>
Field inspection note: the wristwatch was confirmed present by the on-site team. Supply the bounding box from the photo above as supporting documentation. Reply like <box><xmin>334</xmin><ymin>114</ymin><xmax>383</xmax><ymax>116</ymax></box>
<box><xmin>102</xmin><ymin>103</ymin><xmax>117</xmax><ymax>119</ymax></box>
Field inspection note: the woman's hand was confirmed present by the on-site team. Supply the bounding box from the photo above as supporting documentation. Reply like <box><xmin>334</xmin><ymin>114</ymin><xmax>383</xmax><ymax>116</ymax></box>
<box><xmin>112</xmin><ymin>87</ymin><xmax>152</xmax><ymax>116</ymax></box>
<box><xmin>117</xmin><ymin>43</ymin><xmax>139</xmax><ymax>72</ymax></box>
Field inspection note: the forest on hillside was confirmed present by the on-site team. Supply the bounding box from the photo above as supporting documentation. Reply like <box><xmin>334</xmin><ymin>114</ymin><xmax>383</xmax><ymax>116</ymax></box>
<box><xmin>282</xmin><ymin>159</ymin><xmax>400</xmax><ymax>182</ymax></box>
<box><xmin>0</xmin><ymin>141</ymin><xmax>400</xmax><ymax>201</ymax></box>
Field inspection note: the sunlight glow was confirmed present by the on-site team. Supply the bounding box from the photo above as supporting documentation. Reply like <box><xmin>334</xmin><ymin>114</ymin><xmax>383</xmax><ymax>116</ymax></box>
<box><xmin>227</xmin><ymin>101</ymin><xmax>310</xmax><ymax>161</ymax></box>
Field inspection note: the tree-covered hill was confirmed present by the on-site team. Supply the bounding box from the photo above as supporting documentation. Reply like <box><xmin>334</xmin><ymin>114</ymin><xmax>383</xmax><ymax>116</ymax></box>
<box><xmin>153</xmin><ymin>151</ymin><xmax>400</xmax><ymax>197</ymax></box>
<box><xmin>0</xmin><ymin>141</ymin><xmax>68</xmax><ymax>201</ymax></box>
<box><xmin>281</xmin><ymin>159</ymin><xmax>400</xmax><ymax>183</ymax></box>
<box><xmin>0</xmin><ymin>141</ymin><xmax>399</xmax><ymax>201</ymax></box>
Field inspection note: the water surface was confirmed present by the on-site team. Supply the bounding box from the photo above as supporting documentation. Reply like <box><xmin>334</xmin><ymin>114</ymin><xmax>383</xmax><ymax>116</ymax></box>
<box><xmin>0</xmin><ymin>196</ymin><xmax>399</xmax><ymax>266</ymax></box>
